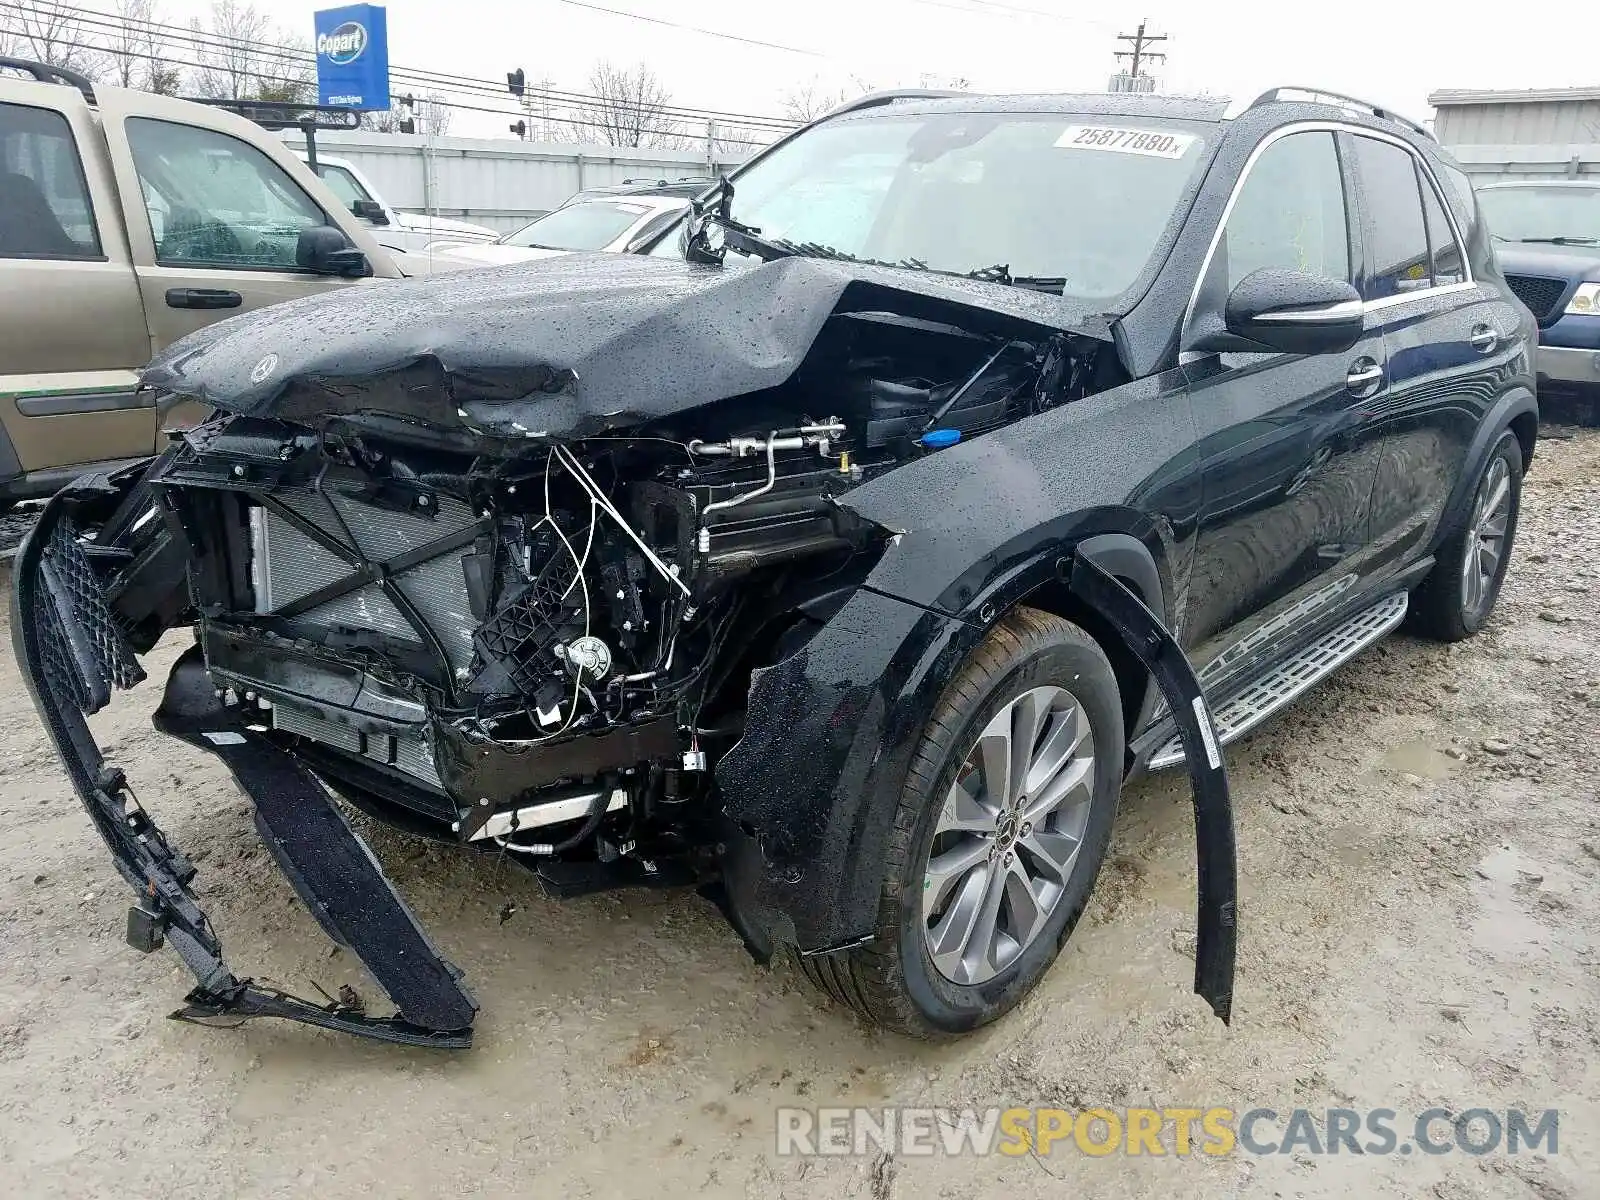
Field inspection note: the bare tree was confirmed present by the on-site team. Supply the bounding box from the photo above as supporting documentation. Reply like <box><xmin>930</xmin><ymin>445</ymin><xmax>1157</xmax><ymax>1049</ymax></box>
<box><xmin>4</xmin><ymin>0</ymin><xmax>105</xmax><ymax>76</ymax></box>
<box><xmin>252</xmin><ymin>34</ymin><xmax>315</xmax><ymax>104</ymax></box>
<box><xmin>189</xmin><ymin>0</ymin><xmax>308</xmax><ymax>102</ymax></box>
<box><xmin>364</xmin><ymin>92</ymin><xmax>453</xmax><ymax>136</ymax></box>
<box><xmin>570</xmin><ymin>61</ymin><xmax>684</xmax><ymax>149</ymax></box>
<box><xmin>781</xmin><ymin>81</ymin><xmax>852</xmax><ymax>124</ymax></box>
<box><xmin>104</xmin><ymin>0</ymin><xmax>164</xmax><ymax>90</ymax></box>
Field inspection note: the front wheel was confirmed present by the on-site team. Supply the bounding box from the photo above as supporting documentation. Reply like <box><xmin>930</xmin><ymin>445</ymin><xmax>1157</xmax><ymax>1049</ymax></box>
<box><xmin>1408</xmin><ymin>431</ymin><xmax>1523</xmax><ymax>642</ymax></box>
<box><xmin>795</xmin><ymin>607</ymin><xmax>1123</xmax><ymax>1037</ymax></box>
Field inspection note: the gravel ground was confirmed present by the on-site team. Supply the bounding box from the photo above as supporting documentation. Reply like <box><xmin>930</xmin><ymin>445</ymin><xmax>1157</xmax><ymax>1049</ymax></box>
<box><xmin>0</xmin><ymin>429</ymin><xmax>1596</xmax><ymax>1199</ymax></box>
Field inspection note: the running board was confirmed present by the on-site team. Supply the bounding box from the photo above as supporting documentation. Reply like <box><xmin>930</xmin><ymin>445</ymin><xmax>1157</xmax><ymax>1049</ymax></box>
<box><xmin>1148</xmin><ymin>592</ymin><xmax>1408</xmax><ymax>770</ymax></box>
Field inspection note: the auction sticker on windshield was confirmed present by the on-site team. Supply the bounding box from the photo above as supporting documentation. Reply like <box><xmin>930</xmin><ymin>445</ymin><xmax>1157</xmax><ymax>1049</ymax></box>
<box><xmin>1055</xmin><ymin>126</ymin><xmax>1196</xmax><ymax>158</ymax></box>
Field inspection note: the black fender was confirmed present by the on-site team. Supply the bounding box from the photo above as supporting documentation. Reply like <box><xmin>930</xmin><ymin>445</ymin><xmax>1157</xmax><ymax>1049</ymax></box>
<box><xmin>1435</xmin><ymin>385</ymin><xmax>1537</xmax><ymax>545</ymax></box>
<box><xmin>713</xmin><ymin>540</ymin><xmax>1234</xmax><ymax>1023</ymax></box>
<box><xmin>713</xmin><ymin>530</ymin><xmax>1173</xmax><ymax>947</ymax></box>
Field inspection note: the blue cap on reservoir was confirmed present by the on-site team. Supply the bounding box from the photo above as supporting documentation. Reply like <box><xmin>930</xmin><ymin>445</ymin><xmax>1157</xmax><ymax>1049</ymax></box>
<box><xmin>919</xmin><ymin>428</ymin><xmax>962</xmax><ymax>450</ymax></box>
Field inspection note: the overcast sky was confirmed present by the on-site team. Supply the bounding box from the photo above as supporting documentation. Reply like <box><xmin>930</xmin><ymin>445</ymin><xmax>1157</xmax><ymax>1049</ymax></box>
<box><xmin>168</xmin><ymin>0</ymin><xmax>1600</xmax><ymax>140</ymax></box>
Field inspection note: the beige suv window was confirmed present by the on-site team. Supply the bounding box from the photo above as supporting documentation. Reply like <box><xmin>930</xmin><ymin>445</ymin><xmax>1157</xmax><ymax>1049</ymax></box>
<box><xmin>125</xmin><ymin>116</ymin><xmax>328</xmax><ymax>270</ymax></box>
<box><xmin>0</xmin><ymin>101</ymin><xmax>102</xmax><ymax>259</ymax></box>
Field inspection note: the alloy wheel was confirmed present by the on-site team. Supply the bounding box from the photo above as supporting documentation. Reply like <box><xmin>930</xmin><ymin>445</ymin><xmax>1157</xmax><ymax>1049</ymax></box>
<box><xmin>1461</xmin><ymin>455</ymin><xmax>1511</xmax><ymax>620</ymax></box>
<box><xmin>921</xmin><ymin>685</ymin><xmax>1096</xmax><ymax>985</ymax></box>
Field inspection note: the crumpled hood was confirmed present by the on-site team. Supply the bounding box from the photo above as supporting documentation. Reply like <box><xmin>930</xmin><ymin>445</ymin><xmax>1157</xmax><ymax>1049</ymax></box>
<box><xmin>140</xmin><ymin>251</ymin><xmax>1102</xmax><ymax>442</ymax></box>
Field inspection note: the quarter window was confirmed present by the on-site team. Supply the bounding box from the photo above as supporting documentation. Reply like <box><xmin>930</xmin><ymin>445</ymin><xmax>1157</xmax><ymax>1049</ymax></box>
<box><xmin>125</xmin><ymin>118</ymin><xmax>328</xmax><ymax>270</ymax></box>
<box><xmin>1220</xmin><ymin>131</ymin><xmax>1351</xmax><ymax>291</ymax></box>
<box><xmin>1418</xmin><ymin>172</ymin><xmax>1465</xmax><ymax>285</ymax></box>
<box><xmin>1352</xmin><ymin>136</ymin><xmax>1433</xmax><ymax>300</ymax></box>
<box><xmin>0</xmin><ymin>102</ymin><xmax>101</xmax><ymax>259</ymax></box>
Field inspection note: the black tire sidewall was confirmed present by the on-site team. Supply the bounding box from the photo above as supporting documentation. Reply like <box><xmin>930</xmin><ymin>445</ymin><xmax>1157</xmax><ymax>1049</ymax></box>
<box><xmin>893</xmin><ymin>627</ymin><xmax>1123</xmax><ymax>1034</ymax></box>
<box><xmin>1457</xmin><ymin>433</ymin><xmax>1523</xmax><ymax>635</ymax></box>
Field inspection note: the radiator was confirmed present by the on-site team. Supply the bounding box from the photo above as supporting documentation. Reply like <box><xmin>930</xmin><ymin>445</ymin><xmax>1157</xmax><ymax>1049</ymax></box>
<box><xmin>248</xmin><ymin>488</ymin><xmax>480</xmax><ymax>676</ymax></box>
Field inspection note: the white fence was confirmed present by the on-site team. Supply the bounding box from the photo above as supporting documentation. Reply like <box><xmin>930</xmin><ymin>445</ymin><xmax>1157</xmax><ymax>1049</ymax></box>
<box><xmin>279</xmin><ymin>130</ymin><xmax>746</xmax><ymax>233</ymax></box>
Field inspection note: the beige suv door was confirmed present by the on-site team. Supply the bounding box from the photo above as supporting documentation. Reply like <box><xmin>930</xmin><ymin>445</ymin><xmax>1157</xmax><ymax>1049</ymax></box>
<box><xmin>0</xmin><ymin>80</ymin><xmax>155</xmax><ymax>490</ymax></box>
<box><xmin>92</xmin><ymin>89</ymin><xmax>400</xmax><ymax>357</ymax></box>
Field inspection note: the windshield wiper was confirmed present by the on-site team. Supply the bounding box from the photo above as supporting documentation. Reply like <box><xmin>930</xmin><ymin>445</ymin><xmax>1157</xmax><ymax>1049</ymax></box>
<box><xmin>964</xmin><ymin>262</ymin><xmax>1069</xmax><ymax>294</ymax></box>
<box><xmin>1516</xmin><ymin>236</ymin><xmax>1600</xmax><ymax>245</ymax></box>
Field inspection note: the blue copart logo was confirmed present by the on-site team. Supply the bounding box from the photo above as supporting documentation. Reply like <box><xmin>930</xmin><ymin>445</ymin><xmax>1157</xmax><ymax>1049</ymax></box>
<box><xmin>317</xmin><ymin>22</ymin><xmax>367</xmax><ymax>65</ymax></box>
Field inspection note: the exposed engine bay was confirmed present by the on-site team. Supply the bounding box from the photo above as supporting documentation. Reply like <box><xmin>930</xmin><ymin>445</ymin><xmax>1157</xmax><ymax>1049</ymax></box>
<box><xmin>125</xmin><ymin>302</ymin><xmax>1110</xmax><ymax>869</ymax></box>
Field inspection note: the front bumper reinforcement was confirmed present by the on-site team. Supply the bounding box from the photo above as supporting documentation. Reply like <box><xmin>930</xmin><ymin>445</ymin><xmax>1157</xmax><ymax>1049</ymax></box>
<box><xmin>12</xmin><ymin>488</ymin><xmax>477</xmax><ymax>1048</ymax></box>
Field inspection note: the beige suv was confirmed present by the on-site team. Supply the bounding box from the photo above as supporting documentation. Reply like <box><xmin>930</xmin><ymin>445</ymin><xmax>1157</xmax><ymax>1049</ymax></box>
<box><xmin>0</xmin><ymin>60</ymin><xmax>402</xmax><ymax>508</ymax></box>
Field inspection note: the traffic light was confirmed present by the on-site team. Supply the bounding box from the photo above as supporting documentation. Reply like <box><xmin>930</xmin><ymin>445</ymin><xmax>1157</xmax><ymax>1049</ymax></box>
<box><xmin>509</xmin><ymin>119</ymin><xmax>526</xmax><ymax>139</ymax></box>
<box><xmin>507</xmin><ymin>69</ymin><xmax>525</xmax><ymax>97</ymax></box>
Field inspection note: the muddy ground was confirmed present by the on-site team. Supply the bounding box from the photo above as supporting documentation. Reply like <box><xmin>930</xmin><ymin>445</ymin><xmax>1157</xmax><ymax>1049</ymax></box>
<box><xmin>0</xmin><ymin>430</ymin><xmax>1597</xmax><ymax>1199</ymax></box>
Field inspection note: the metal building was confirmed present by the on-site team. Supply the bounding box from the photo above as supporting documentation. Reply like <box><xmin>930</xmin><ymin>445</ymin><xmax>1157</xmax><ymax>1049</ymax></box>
<box><xmin>1428</xmin><ymin>87</ymin><xmax>1600</xmax><ymax>181</ymax></box>
<box><xmin>1429</xmin><ymin>86</ymin><xmax>1600</xmax><ymax>145</ymax></box>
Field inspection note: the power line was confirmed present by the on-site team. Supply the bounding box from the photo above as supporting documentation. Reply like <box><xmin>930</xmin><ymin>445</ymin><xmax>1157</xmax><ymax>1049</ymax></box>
<box><xmin>552</xmin><ymin>0</ymin><xmax>829</xmax><ymax>58</ymax></box>
<box><xmin>0</xmin><ymin>2</ymin><xmax>799</xmax><ymax>132</ymax></box>
<box><xmin>1114</xmin><ymin>19</ymin><xmax>1167</xmax><ymax>79</ymax></box>
<box><xmin>901</xmin><ymin>0</ymin><xmax>1117</xmax><ymax>28</ymax></box>
<box><xmin>0</xmin><ymin>28</ymin><xmax>777</xmax><ymax>147</ymax></box>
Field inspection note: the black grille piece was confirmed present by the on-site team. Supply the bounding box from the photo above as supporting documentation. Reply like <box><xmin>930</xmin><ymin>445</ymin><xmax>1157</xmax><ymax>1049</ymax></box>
<box><xmin>36</xmin><ymin>517</ymin><xmax>145</xmax><ymax>714</ymax></box>
<box><xmin>469</xmin><ymin>548</ymin><xmax>580</xmax><ymax>696</ymax></box>
<box><xmin>1504</xmin><ymin>274</ymin><xmax>1568</xmax><ymax>324</ymax></box>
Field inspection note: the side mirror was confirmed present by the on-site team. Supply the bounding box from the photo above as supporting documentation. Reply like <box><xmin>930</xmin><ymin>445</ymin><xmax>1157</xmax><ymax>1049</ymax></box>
<box><xmin>1222</xmin><ymin>268</ymin><xmax>1365</xmax><ymax>356</ymax></box>
<box><xmin>296</xmin><ymin>225</ymin><xmax>371</xmax><ymax>277</ymax></box>
<box><xmin>351</xmin><ymin>198</ymin><xmax>389</xmax><ymax>225</ymax></box>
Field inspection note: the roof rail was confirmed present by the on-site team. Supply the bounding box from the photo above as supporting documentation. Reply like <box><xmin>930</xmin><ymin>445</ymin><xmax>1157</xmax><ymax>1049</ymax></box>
<box><xmin>819</xmin><ymin>88</ymin><xmax>968</xmax><ymax>122</ymax></box>
<box><xmin>0</xmin><ymin>56</ymin><xmax>95</xmax><ymax>103</ymax></box>
<box><xmin>1248</xmin><ymin>85</ymin><xmax>1433</xmax><ymax>141</ymax></box>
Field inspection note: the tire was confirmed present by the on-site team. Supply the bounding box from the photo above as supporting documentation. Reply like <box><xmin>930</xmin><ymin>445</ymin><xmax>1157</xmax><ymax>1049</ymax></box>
<box><xmin>795</xmin><ymin>606</ymin><xmax>1124</xmax><ymax>1037</ymax></box>
<box><xmin>1408</xmin><ymin>430</ymin><xmax>1523</xmax><ymax>642</ymax></box>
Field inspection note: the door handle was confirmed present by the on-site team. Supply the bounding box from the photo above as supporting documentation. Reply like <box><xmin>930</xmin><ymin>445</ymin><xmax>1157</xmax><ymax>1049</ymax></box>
<box><xmin>1345</xmin><ymin>359</ymin><xmax>1384</xmax><ymax>394</ymax></box>
<box><xmin>1469</xmin><ymin>325</ymin><xmax>1499</xmax><ymax>354</ymax></box>
<box><xmin>165</xmin><ymin>288</ymin><xmax>242</xmax><ymax>310</ymax></box>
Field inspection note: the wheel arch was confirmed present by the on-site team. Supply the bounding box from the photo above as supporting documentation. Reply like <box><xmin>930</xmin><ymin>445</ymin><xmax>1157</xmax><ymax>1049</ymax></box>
<box><xmin>1008</xmin><ymin>532</ymin><xmax>1164</xmax><ymax>766</ymax></box>
<box><xmin>1439</xmin><ymin>386</ymin><xmax>1537</xmax><ymax>541</ymax></box>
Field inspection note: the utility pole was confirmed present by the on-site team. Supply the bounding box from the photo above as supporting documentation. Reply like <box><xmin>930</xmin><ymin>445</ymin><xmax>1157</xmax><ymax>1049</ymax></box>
<box><xmin>1115</xmin><ymin>19</ymin><xmax>1167</xmax><ymax>79</ymax></box>
<box><xmin>535</xmin><ymin>76</ymin><xmax>555</xmax><ymax>141</ymax></box>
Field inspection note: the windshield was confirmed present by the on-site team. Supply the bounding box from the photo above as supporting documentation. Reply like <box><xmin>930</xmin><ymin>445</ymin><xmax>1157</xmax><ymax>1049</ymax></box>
<box><xmin>316</xmin><ymin>164</ymin><xmax>374</xmax><ymax>208</ymax></box>
<box><xmin>1477</xmin><ymin>186</ymin><xmax>1600</xmax><ymax>242</ymax></box>
<box><xmin>651</xmin><ymin>110</ymin><xmax>1212</xmax><ymax>299</ymax></box>
<box><xmin>503</xmin><ymin>201</ymin><xmax>650</xmax><ymax>250</ymax></box>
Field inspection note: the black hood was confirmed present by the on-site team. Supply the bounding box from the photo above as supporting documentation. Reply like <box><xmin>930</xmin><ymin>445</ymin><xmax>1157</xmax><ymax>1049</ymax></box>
<box><xmin>141</xmin><ymin>251</ymin><xmax>1106</xmax><ymax>442</ymax></box>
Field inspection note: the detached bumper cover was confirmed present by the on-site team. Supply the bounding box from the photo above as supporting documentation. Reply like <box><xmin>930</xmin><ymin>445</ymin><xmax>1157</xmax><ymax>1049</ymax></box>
<box><xmin>12</xmin><ymin>483</ymin><xmax>477</xmax><ymax>1048</ymax></box>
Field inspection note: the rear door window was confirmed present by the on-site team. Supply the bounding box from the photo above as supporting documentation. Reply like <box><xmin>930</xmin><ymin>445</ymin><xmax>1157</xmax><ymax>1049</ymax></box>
<box><xmin>0</xmin><ymin>101</ymin><xmax>102</xmax><ymax>259</ymax></box>
<box><xmin>1351</xmin><ymin>136</ymin><xmax>1432</xmax><ymax>300</ymax></box>
<box><xmin>125</xmin><ymin>117</ymin><xmax>328</xmax><ymax>270</ymax></box>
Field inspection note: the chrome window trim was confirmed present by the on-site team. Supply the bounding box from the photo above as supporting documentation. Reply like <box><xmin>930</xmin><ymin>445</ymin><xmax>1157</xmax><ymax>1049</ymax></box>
<box><xmin>1181</xmin><ymin>120</ymin><xmax>1478</xmax><ymax>345</ymax></box>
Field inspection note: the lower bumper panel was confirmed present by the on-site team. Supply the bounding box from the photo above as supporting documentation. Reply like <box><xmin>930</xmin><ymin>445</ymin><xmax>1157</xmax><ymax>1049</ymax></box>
<box><xmin>12</xmin><ymin>486</ymin><xmax>477</xmax><ymax>1048</ymax></box>
<box><xmin>1537</xmin><ymin>344</ymin><xmax>1600</xmax><ymax>387</ymax></box>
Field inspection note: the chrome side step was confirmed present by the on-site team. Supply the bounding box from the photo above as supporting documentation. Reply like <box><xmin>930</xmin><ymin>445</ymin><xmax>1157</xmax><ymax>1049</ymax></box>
<box><xmin>1148</xmin><ymin>591</ymin><xmax>1409</xmax><ymax>770</ymax></box>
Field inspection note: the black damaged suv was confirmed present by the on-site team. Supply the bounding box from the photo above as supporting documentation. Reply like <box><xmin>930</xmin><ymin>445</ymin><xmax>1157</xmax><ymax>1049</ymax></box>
<box><xmin>14</xmin><ymin>87</ymin><xmax>1536</xmax><ymax>1049</ymax></box>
